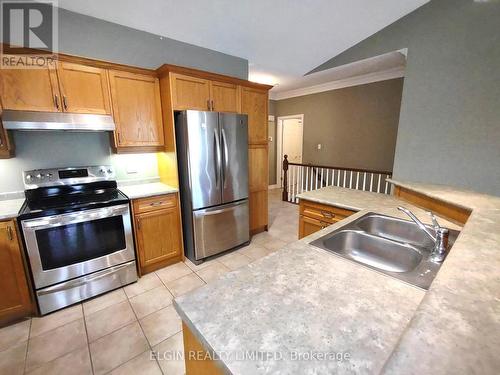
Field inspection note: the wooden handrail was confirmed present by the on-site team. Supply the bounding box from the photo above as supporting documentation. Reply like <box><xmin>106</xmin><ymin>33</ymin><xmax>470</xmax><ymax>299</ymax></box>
<box><xmin>286</xmin><ymin>161</ymin><xmax>392</xmax><ymax>176</ymax></box>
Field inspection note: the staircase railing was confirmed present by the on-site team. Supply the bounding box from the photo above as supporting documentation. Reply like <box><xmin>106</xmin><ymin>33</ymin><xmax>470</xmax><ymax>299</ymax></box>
<box><xmin>282</xmin><ymin>155</ymin><xmax>393</xmax><ymax>203</ymax></box>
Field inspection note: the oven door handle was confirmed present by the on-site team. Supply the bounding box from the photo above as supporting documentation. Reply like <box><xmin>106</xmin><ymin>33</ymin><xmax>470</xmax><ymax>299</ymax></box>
<box><xmin>37</xmin><ymin>262</ymin><xmax>132</xmax><ymax>295</ymax></box>
<box><xmin>22</xmin><ymin>204</ymin><xmax>130</xmax><ymax>229</ymax></box>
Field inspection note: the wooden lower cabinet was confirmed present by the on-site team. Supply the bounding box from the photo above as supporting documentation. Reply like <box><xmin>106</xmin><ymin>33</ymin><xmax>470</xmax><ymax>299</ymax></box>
<box><xmin>249</xmin><ymin>190</ymin><xmax>268</xmax><ymax>234</ymax></box>
<box><xmin>132</xmin><ymin>194</ymin><xmax>183</xmax><ymax>274</ymax></box>
<box><xmin>298</xmin><ymin>199</ymin><xmax>356</xmax><ymax>239</ymax></box>
<box><xmin>0</xmin><ymin>220</ymin><xmax>32</xmax><ymax>325</ymax></box>
<box><xmin>183</xmin><ymin>322</ymin><xmax>224</xmax><ymax>375</ymax></box>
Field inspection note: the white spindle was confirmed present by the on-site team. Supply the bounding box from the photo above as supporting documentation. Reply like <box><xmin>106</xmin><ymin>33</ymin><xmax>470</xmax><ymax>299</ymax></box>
<box><xmin>349</xmin><ymin>171</ymin><xmax>353</xmax><ymax>189</ymax></box>
<box><xmin>385</xmin><ymin>179</ymin><xmax>389</xmax><ymax>194</ymax></box>
<box><xmin>356</xmin><ymin>172</ymin><xmax>360</xmax><ymax>190</ymax></box>
<box><xmin>321</xmin><ymin>168</ymin><xmax>324</xmax><ymax>188</ymax></box>
<box><xmin>363</xmin><ymin>172</ymin><xmax>367</xmax><ymax>191</ymax></box>
<box><xmin>370</xmin><ymin>173</ymin><xmax>374</xmax><ymax>192</ymax></box>
<box><xmin>300</xmin><ymin>167</ymin><xmax>304</xmax><ymax>194</ymax></box>
<box><xmin>343</xmin><ymin>171</ymin><xmax>347</xmax><ymax>187</ymax></box>
<box><xmin>377</xmin><ymin>174</ymin><xmax>381</xmax><ymax>193</ymax></box>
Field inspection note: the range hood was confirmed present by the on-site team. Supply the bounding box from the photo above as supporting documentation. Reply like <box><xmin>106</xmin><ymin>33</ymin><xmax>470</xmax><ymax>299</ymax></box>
<box><xmin>2</xmin><ymin>110</ymin><xmax>115</xmax><ymax>131</ymax></box>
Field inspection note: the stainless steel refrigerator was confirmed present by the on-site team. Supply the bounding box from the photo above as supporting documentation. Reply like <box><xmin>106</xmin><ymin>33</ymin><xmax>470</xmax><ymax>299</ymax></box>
<box><xmin>175</xmin><ymin>110</ymin><xmax>250</xmax><ymax>263</ymax></box>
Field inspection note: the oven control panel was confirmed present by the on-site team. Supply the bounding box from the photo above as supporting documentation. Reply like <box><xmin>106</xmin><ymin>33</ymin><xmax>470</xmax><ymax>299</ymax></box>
<box><xmin>24</xmin><ymin>166</ymin><xmax>115</xmax><ymax>189</ymax></box>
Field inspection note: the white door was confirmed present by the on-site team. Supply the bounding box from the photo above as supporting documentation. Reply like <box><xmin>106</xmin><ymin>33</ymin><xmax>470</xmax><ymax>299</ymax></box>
<box><xmin>282</xmin><ymin>118</ymin><xmax>303</xmax><ymax>163</ymax></box>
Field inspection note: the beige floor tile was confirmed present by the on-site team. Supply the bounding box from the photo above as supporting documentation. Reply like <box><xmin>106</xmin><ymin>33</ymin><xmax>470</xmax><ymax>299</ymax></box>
<box><xmin>109</xmin><ymin>350</ymin><xmax>162</xmax><ymax>375</ymax></box>
<box><xmin>0</xmin><ymin>318</ymin><xmax>30</xmax><ymax>352</ymax></box>
<box><xmin>139</xmin><ymin>305</ymin><xmax>182</xmax><ymax>346</ymax></box>
<box><xmin>26</xmin><ymin>346</ymin><xmax>92</xmax><ymax>375</ymax></box>
<box><xmin>30</xmin><ymin>304</ymin><xmax>83</xmax><ymax>338</ymax></box>
<box><xmin>155</xmin><ymin>262</ymin><xmax>192</xmax><ymax>284</ymax></box>
<box><xmin>250</xmin><ymin>231</ymin><xmax>276</xmax><ymax>245</ymax></box>
<box><xmin>89</xmin><ymin>321</ymin><xmax>149</xmax><ymax>375</ymax></box>
<box><xmin>85</xmin><ymin>300</ymin><xmax>136</xmax><ymax>342</ymax></box>
<box><xmin>218</xmin><ymin>252</ymin><xmax>252</xmax><ymax>270</ymax></box>
<box><xmin>165</xmin><ymin>273</ymin><xmax>205</xmax><ymax>297</ymax></box>
<box><xmin>238</xmin><ymin>244</ymin><xmax>272</xmax><ymax>261</ymax></box>
<box><xmin>26</xmin><ymin>319</ymin><xmax>87</xmax><ymax>373</ymax></box>
<box><xmin>262</xmin><ymin>238</ymin><xmax>288</xmax><ymax>252</ymax></box>
<box><xmin>0</xmin><ymin>341</ymin><xmax>27</xmax><ymax>375</ymax></box>
<box><xmin>129</xmin><ymin>286</ymin><xmax>174</xmax><ymax>319</ymax></box>
<box><xmin>83</xmin><ymin>288</ymin><xmax>127</xmax><ymax>316</ymax></box>
<box><xmin>184</xmin><ymin>257</ymin><xmax>217</xmax><ymax>272</ymax></box>
<box><xmin>124</xmin><ymin>272</ymin><xmax>163</xmax><ymax>298</ymax></box>
<box><xmin>196</xmin><ymin>262</ymin><xmax>231</xmax><ymax>283</ymax></box>
<box><xmin>154</xmin><ymin>331</ymin><xmax>185</xmax><ymax>375</ymax></box>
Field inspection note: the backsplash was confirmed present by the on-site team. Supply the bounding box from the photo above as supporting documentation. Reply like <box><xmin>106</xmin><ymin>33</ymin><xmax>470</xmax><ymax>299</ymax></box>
<box><xmin>0</xmin><ymin>131</ymin><xmax>160</xmax><ymax>193</ymax></box>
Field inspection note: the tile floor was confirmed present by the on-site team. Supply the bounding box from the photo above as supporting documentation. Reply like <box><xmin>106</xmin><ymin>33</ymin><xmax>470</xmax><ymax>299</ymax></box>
<box><xmin>0</xmin><ymin>189</ymin><xmax>298</xmax><ymax>375</ymax></box>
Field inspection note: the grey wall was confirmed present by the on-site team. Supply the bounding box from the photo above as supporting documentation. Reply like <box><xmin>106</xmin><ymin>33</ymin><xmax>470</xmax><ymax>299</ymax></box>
<box><xmin>0</xmin><ymin>8</ymin><xmax>248</xmax><ymax>193</ymax></box>
<box><xmin>312</xmin><ymin>0</ymin><xmax>500</xmax><ymax>196</ymax></box>
<box><xmin>274</xmin><ymin>78</ymin><xmax>404</xmax><ymax>172</ymax></box>
<box><xmin>268</xmin><ymin>100</ymin><xmax>277</xmax><ymax>185</ymax></box>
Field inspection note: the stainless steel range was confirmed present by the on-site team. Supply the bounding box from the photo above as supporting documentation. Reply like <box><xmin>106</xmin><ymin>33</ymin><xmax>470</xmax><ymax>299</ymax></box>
<box><xmin>17</xmin><ymin>166</ymin><xmax>137</xmax><ymax>315</ymax></box>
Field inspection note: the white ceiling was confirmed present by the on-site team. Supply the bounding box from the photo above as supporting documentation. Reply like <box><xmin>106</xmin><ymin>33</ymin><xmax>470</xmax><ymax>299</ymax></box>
<box><xmin>57</xmin><ymin>0</ymin><xmax>428</xmax><ymax>91</ymax></box>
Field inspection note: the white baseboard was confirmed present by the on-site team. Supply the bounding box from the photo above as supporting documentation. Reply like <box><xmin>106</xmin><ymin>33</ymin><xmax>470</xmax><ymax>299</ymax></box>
<box><xmin>268</xmin><ymin>184</ymin><xmax>280</xmax><ymax>190</ymax></box>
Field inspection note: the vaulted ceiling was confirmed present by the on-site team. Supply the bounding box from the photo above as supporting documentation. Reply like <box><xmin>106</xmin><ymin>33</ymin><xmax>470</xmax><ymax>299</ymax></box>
<box><xmin>57</xmin><ymin>0</ymin><xmax>428</xmax><ymax>91</ymax></box>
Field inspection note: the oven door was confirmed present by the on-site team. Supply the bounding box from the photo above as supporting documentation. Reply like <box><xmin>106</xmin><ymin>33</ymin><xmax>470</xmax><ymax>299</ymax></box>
<box><xmin>21</xmin><ymin>204</ymin><xmax>135</xmax><ymax>289</ymax></box>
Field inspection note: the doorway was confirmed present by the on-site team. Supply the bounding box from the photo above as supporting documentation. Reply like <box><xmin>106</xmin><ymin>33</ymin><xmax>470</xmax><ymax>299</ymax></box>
<box><xmin>277</xmin><ymin>114</ymin><xmax>304</xmax><ymax>188</ymax></box>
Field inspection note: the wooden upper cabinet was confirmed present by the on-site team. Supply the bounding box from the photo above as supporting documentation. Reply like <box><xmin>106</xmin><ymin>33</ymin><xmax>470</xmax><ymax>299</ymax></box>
<box><xmin>241</xmin><ymin>87</ymin><xmax>268</xmax><ymax>144</ymax></box>
<box><xmin>108</xmin><ymin>70</ymin><xmax>164</xmax><ymax>147</ymax></box>
<box><xmin>0</xmin><ymin>63</ymin><xmax>61</xmax><ymax>112</ymax></box>
<box><xmin>210</xmin><ymin>81</ymin><xmax>240</xmax><ymax>113</ymax></box>
<box><xmin>170</xmin><ymin>73</ymin><xmax>211</xmax><ymax>111</ymax></box>
<box><xmin>0</xmin><ymin>220</ymin><xmax>32</xmax><ymax>324</ymax></box>
<box><xmin>57</xmin><ymin>62</ymin><xmax>111</xmax><ymax>114</ymax></box>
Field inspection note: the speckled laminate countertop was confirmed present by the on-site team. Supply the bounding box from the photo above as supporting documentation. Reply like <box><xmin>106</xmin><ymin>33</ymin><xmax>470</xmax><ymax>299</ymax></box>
<box><xmin>0</xmin><ymin>198</ymin><xmax>25</xmax><ymax>220</ymax></box>
<box><xmin>175</xmin><ymin>182</ymin><xmax>500</xmax><ymax>374</ymax></box>
<box><xmin>118</xmin><ymin>182</ymin><xmax>178</xmax><ymax>200</ymax></box>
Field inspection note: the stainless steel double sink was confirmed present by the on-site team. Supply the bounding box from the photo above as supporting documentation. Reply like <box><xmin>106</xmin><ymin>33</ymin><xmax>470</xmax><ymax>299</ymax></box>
<box><xmin>309</xmin><ymin>212</ymin><xmax>459</xmax><ymax>289</ymax></box>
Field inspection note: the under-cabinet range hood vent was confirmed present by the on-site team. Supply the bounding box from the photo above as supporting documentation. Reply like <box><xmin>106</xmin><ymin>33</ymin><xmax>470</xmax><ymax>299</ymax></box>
<box><xmin>1</xmin><ymin>110</ymin><xmax>115</xmax><ymax>131</ymax></box>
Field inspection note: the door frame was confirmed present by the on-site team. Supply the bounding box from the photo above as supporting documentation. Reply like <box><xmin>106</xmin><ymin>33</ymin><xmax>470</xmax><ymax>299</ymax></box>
<box><xmin>276</xmin><ymin>114</ymin><xmax>304</xmax><ymax>188</ymax></box>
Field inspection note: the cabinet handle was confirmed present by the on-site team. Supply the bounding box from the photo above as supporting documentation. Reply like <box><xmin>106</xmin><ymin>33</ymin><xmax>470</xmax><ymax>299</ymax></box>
<box><xmin>150</xmin><ymin>201</ymin><xmax>164</xmax><ymax>207</ymax></box>
<box><xmin>320</xmin><ymin>221</ymin><xmax>330</xmax><ymax>229</ymax></box>
<box><xmin>54</xmin><ymin>94</ymin><xmax>60</xmax><ymax>110</ymax></box>
<box><xmin>117</xmin><ymin>132</ymin><xmax>122</xmax><ymax>144</ymax></box>
<box><xmin>211</xmin><ymin>100</ymin><xmax>214</xmax><ymax>111</ymax></box>
<box><xmin>207</xmin><ymin>99</ymin><xmax>211</xmax><ymax>111</ymax></box>
<box><xmin>7</xmin><ymin>225</ymin><xmax>13</xmax><ymax>241</ymax></box>
<box><xmin>321</xmin><ymin>210</ymin><xmax>334</xmax><ymax>218</ymax></box>
<box><xmin>62</xmin><ymin>95</ymin><xmax>68</xmax><ymax>110</ymax></box>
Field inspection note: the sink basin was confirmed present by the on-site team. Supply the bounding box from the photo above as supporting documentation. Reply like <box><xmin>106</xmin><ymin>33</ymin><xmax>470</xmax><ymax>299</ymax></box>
<box><xmin>355</xmin><ymin>214</ymin><xmax>435</xmax><ymax>248</ymax></box>
<box><xmin>321</xmin><ymin>230</ymin><xmax>423</xmax><ymax>273</ymax></box>
<box><xmin>309</xmin><ymin>212</ymin><xmax>460</xmax><ymax>289</ymax></box>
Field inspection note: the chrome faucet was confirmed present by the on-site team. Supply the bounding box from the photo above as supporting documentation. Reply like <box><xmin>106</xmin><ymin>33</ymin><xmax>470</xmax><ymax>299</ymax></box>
<box><xmin>397</xmin><ymin>207</ymin><xmax>449</xmax><ymax>263</ymax></box>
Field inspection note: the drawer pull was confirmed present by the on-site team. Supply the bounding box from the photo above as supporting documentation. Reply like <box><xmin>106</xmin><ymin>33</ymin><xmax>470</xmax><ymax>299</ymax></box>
<box><xmin>7</xmin><ymin>225</ymin><xmax>13</xmax><ymax>241</ymax></box>
<box><xmin>321</xmin><ymin>210</ymin><xmax>334</xmax><ymax>218</ymax></box>
<box><xmin>320</xmin><ymin>221</ymin><xmax>330</xmax><ymax>229</ymax></box>
<box><xmin>150</xmin><ymin>201</ymin><xmax>164</xmax><ymax>207</ymax></box>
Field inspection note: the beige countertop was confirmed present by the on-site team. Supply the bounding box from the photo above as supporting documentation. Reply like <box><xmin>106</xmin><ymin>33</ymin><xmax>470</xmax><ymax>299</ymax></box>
<box><xmin>118</xmin><ymin>182</ymin><xmax>178</xmax><ymax>200</ymax></box>
<box><xmin>0</xmin><ymin>198</ymin><xmax>25</xmax><ymax>220</ymax></box>
<box><xmin>176</xmin><ymin>182</ymin><xmax>499</xmax><ymax>374</ymax></box>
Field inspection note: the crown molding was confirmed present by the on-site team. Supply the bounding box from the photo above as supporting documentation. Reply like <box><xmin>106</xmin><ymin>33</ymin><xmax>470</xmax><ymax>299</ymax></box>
<box><xmin>269</xmin><ymin>66</ymin><xmax>405</xmax><ymax>101</ymax></box>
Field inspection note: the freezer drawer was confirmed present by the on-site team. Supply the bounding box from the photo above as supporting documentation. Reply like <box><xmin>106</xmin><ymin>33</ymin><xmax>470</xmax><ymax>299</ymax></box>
<box><xmin>193</xmin><ymin>200</ymin><xmax>249</xmax><ymax>260</ymax></box>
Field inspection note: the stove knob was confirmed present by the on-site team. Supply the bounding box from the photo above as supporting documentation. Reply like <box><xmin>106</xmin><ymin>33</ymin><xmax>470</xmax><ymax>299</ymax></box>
<box><xmin>26</xmin><ymin>174</ymin><xmax>33</xmax><ymax>181</ymax></box>
<box><xmin>36</xmin><ymin>173</ymin><xmax>43</xmax><ymax>179</ymax></box>
<box><xmin>107</xmin><ymin>169</ymin><xmax>113</xmax><ymax>174</ymax></box>
<box><xmin>99</xmin><ymin>168</ymin><xmax>106</xmax><ymax>174</ymax></box>
<box><xmin>46</xmin><ymin>173</ymin><xmax>53</xmax><ymax>179</ymax></box>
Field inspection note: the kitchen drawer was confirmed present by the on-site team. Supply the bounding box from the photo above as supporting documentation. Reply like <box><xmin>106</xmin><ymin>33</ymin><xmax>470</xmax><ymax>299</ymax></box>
<box><xmin>133</xmin><ymin>193</ymin><xmax>177</xmax><ymax>214</ymax></box>
<box><xmin>299</xmin><ymin>199</ymin><xmax>356</xmax><ymax>224</ymax></box>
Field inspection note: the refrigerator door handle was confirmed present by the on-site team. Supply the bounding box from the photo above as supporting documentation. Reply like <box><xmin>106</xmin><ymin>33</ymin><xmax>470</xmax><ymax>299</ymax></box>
<box><xmin>221</xmin><ymin>127</ymin><xmax>229</xmax><ymax>188</ymax></box>
<box><xmin>213</xmin><ymin>128</ymin><xmax>222</xmax><ymax>188</ymax></box>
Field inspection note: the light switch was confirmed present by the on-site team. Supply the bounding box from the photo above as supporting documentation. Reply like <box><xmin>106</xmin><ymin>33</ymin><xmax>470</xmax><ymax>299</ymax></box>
<box><xmin>317</xmin><ymin>143</ymin><xmax>322</xmax><ymax>150</ymax></box>
<box><xmin>268</xmin><ymin>136</ymin><xmax>273</xmax><ymax>142</ymax></box>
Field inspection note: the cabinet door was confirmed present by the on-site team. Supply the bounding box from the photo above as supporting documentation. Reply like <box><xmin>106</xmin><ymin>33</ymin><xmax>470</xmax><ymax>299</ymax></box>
<box><xmin>135</xmin><ymin>207</ymin><xmax>182</xmax><ymax>274</ymax></box>
<box><xmin>170</xmin><ymin>73</ymin><xmax>211</xmax><ymax>111</ymax></box>
<box><xmin>241</xmin><ymin>87</ymin><xmax>268</xmax><ymax>144</ymax></box>
<box><xmin>248</xmin><ymin>144</ymin><xmax>268</xmax><ymax>192</ymax></box>
<box><xmin>249</xmin><ymin>190</ymin><xmax>268</xmax><ymax>233</ymax></box>
<box><xmin>57</xmin><ymin>62</ymin><xmax>111</xmax><ymax>114</ymax></box>
<box><xmin>298</xmin><ymin>215</ymin><xmax>329</xmax><ymax>239</ymax></box>
<box><xmin>0</xmin><ymin>61</ymin><xmax>61</xmax><ymax>112</ymax></box>
<box><xmin>210</xmin><ymin>81</ymin><xmax>240</xmax><ymax>113</ymax></box>
<box><xmin>0</xmin><ymin>221</ymin><xmax>32</xmax><ymax>324</ymax></box>
<box><xmin>109</xmin><ymin>70</ymin><xmax>164</xmax><ymax>147</ymax></box>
